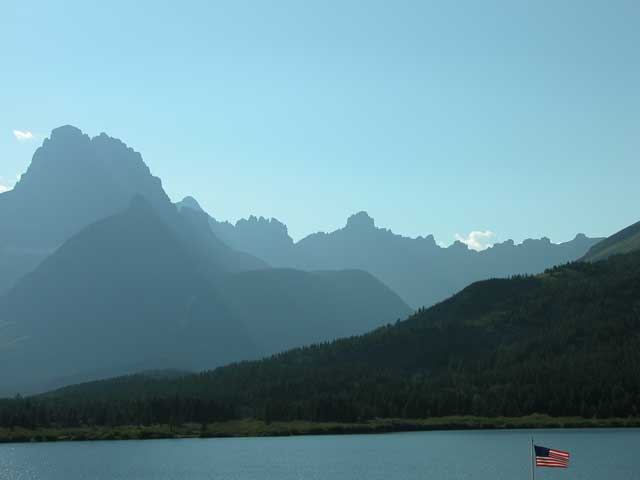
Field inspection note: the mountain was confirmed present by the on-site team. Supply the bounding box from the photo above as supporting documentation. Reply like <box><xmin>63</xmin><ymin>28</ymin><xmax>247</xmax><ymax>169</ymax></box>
<box><xmin>582</xmin><ymin>219</ymin><xmax>640</xmax><ymax>262</ymax></box>
<box><xmin>0</xmin><ymin>126</ymin><xmax>268</xmax><ymax>294</ymax></box>
<box><xmin>0</xmin><ymin>198</ymin><xmax>409</xmax><ymax>395</ymax></box>
<box><xmin>0</xmin><ymin>126</ymin><xmax>174</xmax><ymax>294</ymax></box>
<box><xmin>0</xmin><ymin>197</ymin><xmax>258</xmax><ymax>394</ymax></box>
<box><xmin>217</xmin><ymin>268</ymin><xmax>409</xmax><ymax>355</ymax></box>
<box><xmin>0</xmin><ymin>125</ymin><xmax>603</xmax><ymax>397</ymax></box>
<box><xmin>175</xmin><ymin>205</ymin><xmax>267</xmax><ymax>276</ymax></box>
<box><xmin>177</xmin><ymin>201</ymin><xmax>602</xmax><ymax>308</ymax></box>
<box><xmin>29</xmin><ymin>249</ymin><xmax>640</xmax><ymax>425</ymax></box>
<box><xmin>293</xmin><ymin>215</ymin><xmax>601</xmax><ymax>309</ymax></box>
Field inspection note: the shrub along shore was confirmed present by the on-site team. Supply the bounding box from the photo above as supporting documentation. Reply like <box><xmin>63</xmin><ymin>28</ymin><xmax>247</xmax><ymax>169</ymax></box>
<box><xmin>1</xmin><ymin>415</ymin><xmax>639</xmax><ymax>444</ymax></box>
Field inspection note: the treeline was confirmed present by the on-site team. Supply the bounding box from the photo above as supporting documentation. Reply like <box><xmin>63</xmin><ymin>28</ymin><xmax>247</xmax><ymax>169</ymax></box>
<box><xmin>0</xmin><ymin>396</ymin><xmax>235</xmax><ymax>429</ymax></box>
<box><xmin>2</xmin><ymin>251</ymin><xmax>640</xmax><ymax>428</ymax></box>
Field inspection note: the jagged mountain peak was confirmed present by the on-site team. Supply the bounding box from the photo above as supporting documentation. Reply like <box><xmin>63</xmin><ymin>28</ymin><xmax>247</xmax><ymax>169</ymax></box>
<box><xmin>236</xmin><ymin>215</ymin><xmax>289</xmax><ymax>234</ymax></box>
<box><xmin>15</xmin><ymin>125</ymin><xmax>162</xmax><ymax>196</ymax></box>
<box><xmin>49</xmin><ymin>124</ymin><xmax>88</xmax><ymax>141</ymax></box>
<box><xmin>448</xmin><ymin>240</ymin><xmax>469</xmax><ymax>251</ymax></box>
<box><xmin>413</xmin><ymin>234</ymin><xmax>438</xmax><ymax>248</ymax></box>
<box><xmin>345</xmin><ymin>211</ymin><xmax>375</xmax><ymax>230</ymax></box>
<box><xmin>177</xmin><ymin>196</ymin><xmax>204</xmax><ymax>213</ymax></box>
<box><xmin>0</xmin><ymin>126</ymin><xmax>171</xmax><ymax>293</ymax></box>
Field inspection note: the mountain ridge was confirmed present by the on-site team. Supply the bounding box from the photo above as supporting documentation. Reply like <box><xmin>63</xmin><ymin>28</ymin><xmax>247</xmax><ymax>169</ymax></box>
<box><xmin>177</xmin><ymin>198</ymin><xmax>603</xmax><ymax>308</ymax></box>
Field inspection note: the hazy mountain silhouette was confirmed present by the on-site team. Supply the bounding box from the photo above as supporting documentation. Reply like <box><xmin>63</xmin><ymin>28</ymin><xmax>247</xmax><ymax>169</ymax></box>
<box><xmin>0</xmin><ymin>125</ymin><xmax>599</xmax><ymax>394</ymax></box>
<box><xmin>0</xmin><ymin>197</ymin><xmax>257</xmax><ymax>393</ymax></box>
<box><xmin>177</xmin><ymin>201</ymin><xmax>602</xmax><ymax>308</ymax></box>
<box><xmin>582</xmin><ymin>219</ymin><xmax>640</xmax><ymax>262</ymax></box>
<box><xmin>0</xmin><ymin>126</ymin><xmax>173</xmax><ymax>294</ymax></box>
<box><xmin>177</xmin><ymin>196</ymin><xmax>294</xmax><ymax>266</ymax></box>
<box><xmin>1</xmin><ymin>191</ymin><xmax>409</xmax><ymax>395</ymax></box>
<box><xmin>175</xmin><ymin>205</ymin><xmax>267</xmax><ymax>276</ymax></box>
<box><xmin>0</xmin><ymin>126</ymin><xmax>267</xmax><ymax>294</ymax></box>
<box><xmin>295</xmin><ymin>214</ymin><xmax>601</xmax><ymax>308</ymax></box>
<box><xmin>218</xmin><ymin>268</ymin><xmax>409</xmax><ymax>355</ymax></box>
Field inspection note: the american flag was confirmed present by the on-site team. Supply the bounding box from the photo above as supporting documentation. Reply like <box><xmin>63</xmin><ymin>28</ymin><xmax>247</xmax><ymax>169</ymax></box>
<box><xmin>534</xmin><ymin>445</ymin><xmax>570</xmax><ymax>468</ymax></box>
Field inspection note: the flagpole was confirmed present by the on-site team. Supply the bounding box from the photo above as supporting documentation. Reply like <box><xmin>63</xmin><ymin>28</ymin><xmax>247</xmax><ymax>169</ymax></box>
<box><xmin>530</xmin><ymin>436</ymin><xmax>535</xmax><ymax>480</ymax></box>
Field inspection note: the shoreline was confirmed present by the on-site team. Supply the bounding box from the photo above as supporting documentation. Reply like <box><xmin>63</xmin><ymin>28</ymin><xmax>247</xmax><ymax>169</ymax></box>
<box><xmin>2</xmin><ymin>415</ymin><xmax>639</xmax><ymax>444</ymax></box>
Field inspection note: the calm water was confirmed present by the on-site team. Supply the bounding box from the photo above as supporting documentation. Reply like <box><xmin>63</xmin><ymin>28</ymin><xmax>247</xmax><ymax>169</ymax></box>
<box><xmin>0</xmin><ymin>429</ymin><xmax>638</xmax><ymax>480</ymax></box>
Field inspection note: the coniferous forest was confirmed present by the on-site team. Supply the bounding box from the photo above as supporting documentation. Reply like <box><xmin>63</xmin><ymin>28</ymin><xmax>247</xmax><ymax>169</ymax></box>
<box><xmin>2</xmin><ymin>250</ymin><xmax>639</xmax><ymax>430</ymax></box>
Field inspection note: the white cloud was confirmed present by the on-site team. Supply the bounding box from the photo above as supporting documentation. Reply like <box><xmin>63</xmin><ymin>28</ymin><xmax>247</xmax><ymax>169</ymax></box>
<box><xmin>13</xmin><ymin>129</ymin><xmax>35</xmax><ymax>142</ymax></box>
<box><xmin>454</xmin><ymin>230</ymin><xmax>496</xmax><ymax>251</ymax></box>
<box><xmin>0</xmin><ymin>175</ymin><xmax>16</xmax><ymax>193</ymax></box>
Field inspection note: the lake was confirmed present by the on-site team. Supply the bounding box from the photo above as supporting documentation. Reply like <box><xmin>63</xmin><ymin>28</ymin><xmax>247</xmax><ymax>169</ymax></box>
<box><xmin>0</xmin><ymin>429</ymin><xmax>638</xmax><ymax>480</ymax></box>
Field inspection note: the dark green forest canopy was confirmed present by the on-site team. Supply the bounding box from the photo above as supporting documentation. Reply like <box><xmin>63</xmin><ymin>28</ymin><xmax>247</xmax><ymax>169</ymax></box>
<box><xmin>2</xmin><ymin>250</ymin><xmax>640</xmax><ymax>428</ymax></box>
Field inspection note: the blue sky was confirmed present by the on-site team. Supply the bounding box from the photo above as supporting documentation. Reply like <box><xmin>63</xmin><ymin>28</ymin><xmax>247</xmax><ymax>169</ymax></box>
<box><xmin>2</xmin><ymin>1</ymin><xmax>638</xmax><ymax>246</ymax></box>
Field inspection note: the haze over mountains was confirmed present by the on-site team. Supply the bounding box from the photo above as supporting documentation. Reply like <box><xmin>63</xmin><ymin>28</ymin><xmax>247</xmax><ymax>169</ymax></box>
<box><xmin>0</xmin><ymin>126</ymin><xmax>604</xmax><ymax>395</ymax></box>
<box><xmin>177</xmin><ymin>197</ymin><xmax>602</xmax><ymax>308</ymax></box>
<box><xmin>0</xmin><ymin>126</ymin><xmax>408</xmax><ymax>394</ymax></box>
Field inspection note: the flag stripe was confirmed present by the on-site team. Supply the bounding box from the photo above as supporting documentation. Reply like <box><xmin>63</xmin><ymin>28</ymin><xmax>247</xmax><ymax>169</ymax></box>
<box><xmin>549</xmin><ymin>449</ymin><xmax>569</xmax><ymax>457</ymax></box>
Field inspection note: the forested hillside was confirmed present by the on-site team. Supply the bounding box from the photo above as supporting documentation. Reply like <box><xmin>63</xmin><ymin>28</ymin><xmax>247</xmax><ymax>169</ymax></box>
<box><xmin>2</xmin><ymin>250</ymin><xmax>639</xmax><ymax>428</ymax></box>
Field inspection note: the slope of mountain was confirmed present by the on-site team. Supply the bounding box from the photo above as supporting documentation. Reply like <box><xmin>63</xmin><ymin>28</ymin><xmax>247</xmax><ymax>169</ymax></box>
<box><xmin>177</xmin><ymin>200</ymin><xmax>602</xmax><ymax>308</ymax></box>
<box><xmin>0</xmin><ymin>197</ymin><xmax>259</xmax><ymax>394</ymax></box>
<box><xmin>0</xmin><ymin>201</ymin><xmax>409</xmax><ymax>395</ymax></box>
<box><xmin>582</xmin><ymin>219</ymin><xmax>640</xmax><ymax>262</ymax></box>
<box><xmin>218</xmin><ymin>268</ymin><xmax>409</xmax><ymax>354</ymax></box>
<box><xmin>32</xmin><ymin>249</ymin><xmax>640</xmax><ymax>424</ymax></box>
<box><xmin>175</xmin><ymin>206</ymin><xmax>267</xmax><ymax>276</ymax></box>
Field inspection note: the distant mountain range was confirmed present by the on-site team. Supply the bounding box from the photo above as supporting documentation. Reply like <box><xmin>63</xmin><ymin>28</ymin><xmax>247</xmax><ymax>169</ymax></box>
<box><xmin>0</xmin><ymin>127</ymin><xmax>408</xmax><ymax>395</ymax></box>
<box><xmin>24</xmin><ymin>233</ymin><xmax>640</xmax><ymax>426</ymax></box>
<box><xmin>0</xmin><ymin>125</ymin><xmax>611</xmax><ymax>395</ymax></box>
<box><xmin>177</xmin><ymin>198</ymin><xmax>602</xmax><ymax>308</ymax></box>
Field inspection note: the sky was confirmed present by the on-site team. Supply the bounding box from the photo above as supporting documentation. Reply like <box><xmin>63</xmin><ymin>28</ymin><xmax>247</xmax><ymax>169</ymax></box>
<box><xmin>1</xmin><ymin>1</ymin><xmax>639</xmax><ymax>248</ymax></box>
